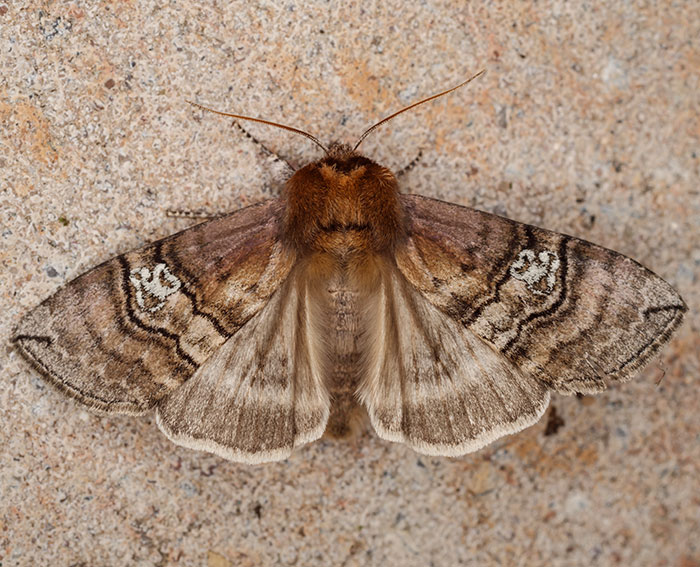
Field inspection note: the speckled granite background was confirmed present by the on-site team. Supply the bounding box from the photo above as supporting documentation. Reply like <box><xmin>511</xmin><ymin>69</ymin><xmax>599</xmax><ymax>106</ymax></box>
<box><xmin>1</xmin><ymin>2</ymin><xmax>698</xmax><ymax>566</ymax></box>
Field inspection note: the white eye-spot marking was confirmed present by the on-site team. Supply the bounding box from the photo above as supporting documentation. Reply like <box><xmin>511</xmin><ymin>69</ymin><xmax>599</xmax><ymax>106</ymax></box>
<box><xmin>509</xmin><ymin>249</ymin><xmax>561</xmax><ymax>296</ymax></box>
<box><xmin>129</xmin><ymin>263</ymin><xmax>182</xmax><ymax>312</ymax></box>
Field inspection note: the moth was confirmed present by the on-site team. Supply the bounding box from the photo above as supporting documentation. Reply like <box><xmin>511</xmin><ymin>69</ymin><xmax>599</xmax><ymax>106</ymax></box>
<box><xmin>13</xmin><ymin>73</ymin><xmax>687</xmax><ymax>464</ymax></box>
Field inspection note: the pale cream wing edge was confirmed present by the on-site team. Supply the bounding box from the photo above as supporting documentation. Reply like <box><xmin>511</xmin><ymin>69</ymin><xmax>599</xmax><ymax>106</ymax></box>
<box><xmin>155</xmin><ymin>270</ymin><xmax>330</xmax><ymax>464</ymax></box>
<box><xmin>370</xmin><ymin>394</ymin><xmax>551</xmax><ymax>458</ymax></box>
<box><xmin>359</xmin><ymin>264</ymin><xmax>551</xmax><ymax>457</ymax></box>
<box><xmin>154</xmin><ymin>414</ymin><xmax>303</xmax><ymax>465</ymax></box>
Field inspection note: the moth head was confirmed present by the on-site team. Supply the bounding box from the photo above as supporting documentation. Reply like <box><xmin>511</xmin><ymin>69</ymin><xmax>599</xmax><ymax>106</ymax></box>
<box><xmin>186</xmin><ymin>70</ymin><xmax>487</xmax><ymax>256</ymax></box>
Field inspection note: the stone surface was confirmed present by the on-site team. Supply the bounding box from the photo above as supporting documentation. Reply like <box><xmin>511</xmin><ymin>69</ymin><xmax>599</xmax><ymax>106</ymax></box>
<box><xmin>1</xmin><ymin>2</ymin><xmax>698</xmax><ymax>566</ymax></box>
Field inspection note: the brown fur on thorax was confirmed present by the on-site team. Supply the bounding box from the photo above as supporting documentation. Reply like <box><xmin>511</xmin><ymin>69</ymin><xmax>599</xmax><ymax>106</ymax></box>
<box><xmin>282</xmin><ymin>144</ymin><xmax>406</xmax><ymax>258</ymax></box>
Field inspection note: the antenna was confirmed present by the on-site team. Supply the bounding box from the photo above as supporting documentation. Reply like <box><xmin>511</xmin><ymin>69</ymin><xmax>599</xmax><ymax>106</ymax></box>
<box><xmin>186</xmin><ymin>100</ymin><xmax>329</xmax><ymax>154</ymax></box>
<box><xmin>352</xmin><ymin>69</ymin><xmax>486</xmax><ymax>151</ymax></box>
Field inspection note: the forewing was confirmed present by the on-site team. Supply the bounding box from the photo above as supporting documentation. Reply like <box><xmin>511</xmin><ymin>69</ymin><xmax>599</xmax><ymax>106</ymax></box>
<box><xmin>156</xmin><ymin>269</ymin><xmax>329</xmax><ymax>464</ymax></box>
<box><xmin>13</xmin><ymin>200</ymin><xmax>295</xmax><ymax>414</ymax></box>
<box><xmin>396</xmin><ymin>195</ymin><xmax>687</xmax><ymax>394</ymax></box>
<box><xmin>358</xmin><ymin>265</ymin><xmax>550</xmax><ymax>456</ymax></box>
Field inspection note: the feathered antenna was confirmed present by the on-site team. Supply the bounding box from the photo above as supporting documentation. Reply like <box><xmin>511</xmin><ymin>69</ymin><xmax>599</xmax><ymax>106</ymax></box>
<box><xmin>186</xmin><ymin>100</ymin><xmax>329</xmax><ymax>155</ymax></box>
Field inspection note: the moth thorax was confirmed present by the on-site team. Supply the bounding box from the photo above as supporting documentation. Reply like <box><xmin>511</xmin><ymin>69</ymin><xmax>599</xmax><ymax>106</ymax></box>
<box><xmin>283</xmin><ymin>151</ymin><xmax>405</xmax><ymax>255</ymax></box>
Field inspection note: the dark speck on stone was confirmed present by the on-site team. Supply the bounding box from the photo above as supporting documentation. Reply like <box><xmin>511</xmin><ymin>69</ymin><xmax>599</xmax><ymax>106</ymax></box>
<box><xmin>544</xmin><ymin>405</ymin><xmax>565</xmax><ymax>436</ymax></box>
<box><xmin>104</xmin><ymin>78</ymin><xmax>115</xmax><ymax>89</ymax></box>
<box><xmin>46</xmin><ymin>266</ymin><xmax>59</xmax><ymax>278</ymax></box>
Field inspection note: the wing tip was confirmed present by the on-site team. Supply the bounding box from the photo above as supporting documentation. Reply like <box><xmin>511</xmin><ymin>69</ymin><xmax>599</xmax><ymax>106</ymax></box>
<box><xmin>609</xmin><ymin>301</ymin><xmax>687</xmax><ymax>385</ymax></box>
<box><xmin>12</xmin><ymin>332</ymin><xmax>151</xmax><ymax>416</ymax></box>
<box><xmin>542</xmin><ymin>299</ymin><xmax>687</xmax><ymax>396</ymax></box>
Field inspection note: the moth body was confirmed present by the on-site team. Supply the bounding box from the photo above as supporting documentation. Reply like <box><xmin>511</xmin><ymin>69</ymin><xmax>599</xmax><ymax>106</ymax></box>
<box><xmin>284</xmin><ymin>145</ymin><xmax>404</xmax><ymax>438</ymax></box>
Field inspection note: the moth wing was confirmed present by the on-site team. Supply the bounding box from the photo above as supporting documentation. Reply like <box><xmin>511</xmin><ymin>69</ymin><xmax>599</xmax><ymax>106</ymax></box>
<box><xmin>396</xmin><ymin>195</ymin><xmax>687</xmax><ymax>394</ymax></box>
<box><xmin>358</xmin><ymin>265</ymin><xmax>550</xmax><ymax>456</ymax></box>
<box><xmin>156</xmin><ymin>270</ymin><xmax>329</xmax><ymax>464</ymax></box>
<box><xmin>13</xmin><ymin>200</ymin><xmax>295</xmax><ymax>415</ymax></box>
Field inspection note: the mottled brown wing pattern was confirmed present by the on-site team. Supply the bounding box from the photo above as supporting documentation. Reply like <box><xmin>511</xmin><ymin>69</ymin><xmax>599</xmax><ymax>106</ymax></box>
<box><xmin>13</xmin><ymin>200</ymin><xmax>295</xmax><ymax>414</ymax></box>
<box><xmin>358</xmin><ymin>263</ymin><xmax>551</xmax><ymax>456</ymax></box>
<box><xmin>396</xmin><ymin>195</ymin><xmax>687</xmax><ymax>395</ymax></box>
<box><xmin>156</xmin><ymin>269</ymin><xmax>330</xmax><ymax>464</ymax></box>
